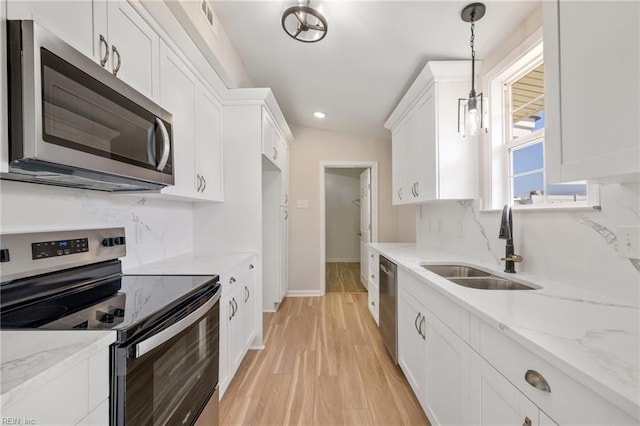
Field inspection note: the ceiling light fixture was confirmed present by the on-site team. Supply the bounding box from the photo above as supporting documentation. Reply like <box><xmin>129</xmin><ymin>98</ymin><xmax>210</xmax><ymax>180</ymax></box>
<box><xmin>313</xmin><ymin>111</ymin><xmax>326</xmax><ymax>119</ymax></box>
<box><xmin>281</xmin><ymin>1</ymin><xmax>328</xmax><ymax>43</ymax></box>
<box><xmin>458</xmin><ymin>2</ymin><xmax>487</xmax><ymax>137</ymax></box>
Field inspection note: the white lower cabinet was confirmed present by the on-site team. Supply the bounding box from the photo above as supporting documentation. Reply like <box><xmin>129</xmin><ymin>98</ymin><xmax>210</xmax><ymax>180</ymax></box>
<box><xmin>219</xmin><ymin>256</ymin><xmax>257</xmax><ymax>397</ymax></box>
<box><xmin>367</xmin><ymin>247</ymin><xmax>380</xmax><ymax>324</ymax></box>
<box><xmin>425</xmin><ymin>311</ymin><xmax>471</xmax><ymax>426</ymax></box>
<box><xmin>397</xmin><ymin>286</ymin><xmax>428</xmax><ymax>407</ymax></box>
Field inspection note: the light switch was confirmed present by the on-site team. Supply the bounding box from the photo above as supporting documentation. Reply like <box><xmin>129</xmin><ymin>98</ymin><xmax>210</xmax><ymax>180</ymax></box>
<box><xmin>297</xmin><ymin>200</ymin><xmax>309</xmax><ymax>209</ymax></box>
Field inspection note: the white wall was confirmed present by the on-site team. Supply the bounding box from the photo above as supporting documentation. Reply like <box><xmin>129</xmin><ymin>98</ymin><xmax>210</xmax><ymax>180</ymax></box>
<box><xmin>325</xmin><ymin>168</ymin><xmax>364</xmax><ymax>262</ymax></box>
<box><xmin>0</xmin><ymin>181</ymin><xmax>194</xmax><ymax>270</ymax></box>
<box><xmin>289</xmin><ymin>125</ymin><xmax>414</xmax><ymax>293</ymax></box>
<box><xmin>417</xmin><ymin>183</ymin><xmax>640</xmax><ymax>304</ymax></box>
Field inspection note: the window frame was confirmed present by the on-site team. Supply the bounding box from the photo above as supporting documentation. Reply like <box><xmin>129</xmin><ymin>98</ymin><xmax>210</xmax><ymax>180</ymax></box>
<box><xmin>480</xmin><ymin>28</ymin><xmax>599</xmax><ymax>212</ymax></box>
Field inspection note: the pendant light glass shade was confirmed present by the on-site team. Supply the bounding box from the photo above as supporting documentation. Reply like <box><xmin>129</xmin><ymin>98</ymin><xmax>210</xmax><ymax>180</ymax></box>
<box><xmin>457</xmin><ymin>3</ymin><xmax>488</xmax><ymax>138</ymax></box>
<box><xmin>281</xmin><ymin>2</ymin><xmax>328</xmax><ymax>43</ymax></box>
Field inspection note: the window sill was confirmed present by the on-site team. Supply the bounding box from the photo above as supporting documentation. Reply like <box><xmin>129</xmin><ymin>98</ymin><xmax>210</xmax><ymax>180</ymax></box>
<box><xmin>479</xmin><ymin>204</ymin><xmax>601</xmax><ymax>213</ymax></box>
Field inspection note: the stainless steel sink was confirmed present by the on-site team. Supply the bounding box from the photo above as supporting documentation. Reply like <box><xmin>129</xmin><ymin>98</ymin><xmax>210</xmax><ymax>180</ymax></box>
<box><xmin>421</xmin><ymin>264</ymin><xmax>490</xmax><ymax>278</ymax></box>
<box><xmin>421</xmin><ymin>263</ymin><xmax>539</xmax><ymax>290</ymax></box>
<box><xmin>448</xmin><ymin>277</ymin><xmax>537</xmax><ymax>290</ymax></box>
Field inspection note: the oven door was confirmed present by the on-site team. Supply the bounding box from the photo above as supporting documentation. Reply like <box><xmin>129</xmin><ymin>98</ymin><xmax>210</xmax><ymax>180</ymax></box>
<box><xmin>113</xmin><ymin>289</ymin><xmax>219</xmax><ymax>426</ymax></box>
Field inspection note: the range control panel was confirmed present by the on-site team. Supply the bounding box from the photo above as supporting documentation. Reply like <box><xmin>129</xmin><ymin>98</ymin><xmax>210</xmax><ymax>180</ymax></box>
<box><xmin>32</xmin><ymin>238</ymin><xmax>89</xmax><ymax>260</ymax></box>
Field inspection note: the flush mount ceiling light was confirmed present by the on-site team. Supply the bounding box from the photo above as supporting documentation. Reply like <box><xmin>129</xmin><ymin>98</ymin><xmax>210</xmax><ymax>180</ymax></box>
<box><xmin>458</xmin><ymin>2</ymin><xmax>488</xmax><ymax>137</ymax></box>
<box><xmin>281</xmin><ymin>1</ymin><xmax>328</xmax><ymax>43</ymax></box>
<box><xmin>313</xmin><ymin>111</ymin><xmax>326</xmax><ymax>119</ymax></box>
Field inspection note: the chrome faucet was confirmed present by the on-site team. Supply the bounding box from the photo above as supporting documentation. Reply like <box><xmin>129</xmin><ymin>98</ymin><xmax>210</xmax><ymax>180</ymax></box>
<box><xmin>498</xmin><ymin>205</ymin><xmax>522</xmax><ymax>273</ymax></box>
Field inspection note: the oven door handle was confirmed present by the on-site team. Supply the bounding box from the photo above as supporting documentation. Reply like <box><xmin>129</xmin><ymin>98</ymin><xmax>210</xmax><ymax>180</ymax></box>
<box><xmin>134</xmin><ymin>290</ymin><xmax>220</xmax><ymax>359</ymax></box>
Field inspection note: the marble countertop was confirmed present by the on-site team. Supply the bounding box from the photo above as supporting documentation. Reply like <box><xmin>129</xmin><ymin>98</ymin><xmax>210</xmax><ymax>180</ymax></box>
<box><xmin>0</xmin><ymin>330</ymin><xmax>115</xmax><ymax>407</ymax></box>
<box><xmin>124</xmin><ymin>250</ymin><xmax>255</xmax><ymax>276</ymax></box>
<box><xmin>369</xmin><ymin>243</ymin><xmax>640</xmax><ymax>420</ymax></box>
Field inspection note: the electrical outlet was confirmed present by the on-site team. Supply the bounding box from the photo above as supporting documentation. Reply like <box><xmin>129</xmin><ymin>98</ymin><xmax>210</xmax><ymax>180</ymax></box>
<box><xmin>616</xmin><ymin>226</ymin><xmax>640</xmax><ymax>259</ymax></box>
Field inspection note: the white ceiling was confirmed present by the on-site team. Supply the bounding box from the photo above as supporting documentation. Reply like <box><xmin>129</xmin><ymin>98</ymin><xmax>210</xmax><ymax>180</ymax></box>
<box><xmin>214</xmin><ymin>1</ymin><xmax>540</xmax><ymax>140</ymax></box>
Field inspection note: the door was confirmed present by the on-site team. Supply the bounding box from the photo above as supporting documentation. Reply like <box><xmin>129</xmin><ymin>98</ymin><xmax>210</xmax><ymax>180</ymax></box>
<box><xmin>359</xmin><ymin>168</ymin><xmax>371</xmax><ymax>285</ymax></box>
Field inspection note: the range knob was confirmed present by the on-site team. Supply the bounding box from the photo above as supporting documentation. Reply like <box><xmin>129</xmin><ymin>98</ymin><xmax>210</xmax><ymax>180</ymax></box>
<box><xmin>102</xmin><ymin>238</ymin><xmax>115</xmax><ymax>247</ymax></box>
<box><xmin>114</xmin><ymin>236</ymin><xmax>126</xmax><ymax>246</ymax></box>
<box><xmin>97</xmin><ymin>311</ymin><xmax>114</xmax><ymax>323</ymax></box>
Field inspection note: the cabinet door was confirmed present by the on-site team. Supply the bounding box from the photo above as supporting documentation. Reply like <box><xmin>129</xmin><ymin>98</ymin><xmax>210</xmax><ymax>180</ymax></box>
<box><xmin>195</xmin><ymin>85</ymin><xmax>224</xmax><ymax>201</ymax></box>
<box><xmin>367</xmin><ymin>280</ymin><xmax>379</xmax><ymax>325</ymax></box>
<box><xmin>392</xmin><ymin>122</ymin><xmax>410</xmax><ymax>204</ymax></box>
<box><xmin>159</xmin><ymin>42</ymin><xmax>196</xmax><ymax>191</ymax></box>
<box><xmin>397</xmin><ymin>287</ymin><xmax>428</xmax><ymax>408</ymax></box>
<box><xmin>7</xmin><ymin>0</ymin><xmax>102</xmax><ymax>61</ymax></box>
<box><xmin>242</xmin><ymin>261</ymin><xmax>257</xmax><ymax>351</ymax></box>
<box><xmin>228</xmin><ymin>291</ymin><xmax>244</xmax><ymax>377</ymax></box>
<box><xmin>107</xmin><ymin>0</ymin><xmax>159</xmax><ymax>99</ymax></box>
<box><xmin>415</xmin><ymin>92</ymin><xmax>437</xmax><ymax>201</ymax></box>
<box><xmin>426</xmin><ymin>311</ymin><xmax>471</xmax><ymax>425</ymax></box>
<box><xmin>545</xmin><ymin>0</ymin><xmax>640</xmax><ymax>182</ymax></box>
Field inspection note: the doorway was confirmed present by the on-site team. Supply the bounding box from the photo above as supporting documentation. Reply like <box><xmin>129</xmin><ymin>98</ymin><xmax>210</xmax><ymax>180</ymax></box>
<box><xmin>320</xmin><ymin>162</ymin><xmax>378</xmax><ymax>295</ymax></box>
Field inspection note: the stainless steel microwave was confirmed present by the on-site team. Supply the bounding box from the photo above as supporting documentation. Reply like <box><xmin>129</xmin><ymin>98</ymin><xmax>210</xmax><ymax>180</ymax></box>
<box><xmin>3</xmin><ymin>20</ymin><xmax>174</xmax><ymax>191</ymax></box>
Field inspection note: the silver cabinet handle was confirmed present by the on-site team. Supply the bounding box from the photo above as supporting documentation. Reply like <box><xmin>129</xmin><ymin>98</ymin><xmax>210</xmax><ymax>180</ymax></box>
<box><xmin>202</xmin><ymin>176</ymin><xmax>207</xmax><ymax>192</ymax></box>
<box><xmin>135</xmin><ymin>290</ymin><xmax>219</xmax><ymax>358</ymax></box>
<box><xmin>371</xmin><ymin>301</ymin><xmax>375</xmax><ymax>307</ymax></box>
<box><xmin>371</xmin><ymin>274</ymin><xmax>375</xmax><ymax>279</ymax></box>
<box><xmin>411</xmin><ymin>183</ymin><xmax>416</xmax><ymax>197</ymax></box>
<box><xmin>111</xmin><ymin>45</ymin><xmax>121</xmax><ymax>76</ymax></box>
<box><xmin>273</xmin><ymin>147</ymin><xmax>278</xmax><ymax>160</ymax></box>
<box><xmin>525</xmin><ymin>370</ymin><xmax>551</xmax><ymax>392</ymax></box>
<box><xmin>284</xmin><ymin>210</ymin><xmax>288</xmax><ymax>220</ymax></box>
<box><xmin>415</xmin><ymin>181</ymin><xmax>419</xmax><ymax>196</ymax></box>
<box><xmin>398</xmin><ymin>188</ymin><xmax>403</xmax><ymax>200</ymax></box>
<box><xmin>249</xmin><ymin>264</ymin><xmax>254</xmax><ymax>270</ymax></box>
<box><xmin>99</xmin><ymin>35</ymin><xmax>109</xmax><ymax>67</ymax></box>
<box><xmin>229</xmin><ymin>277</ymin><xmax>236</xmax><ymax>284</ymax></box>
<box><xmin>155</xmin><ymin>118</ymin><xmax>170</xmax><ymax>172</ymax></box>
<box><xmin>284</xmin><ymin>194</ymin><xmax>288</xmax><ymax>203</ymax></box>
<box><xmin>244</xmin><ymin>286</ymin><xmax>249</xmax><ymax>303</ymax></box>
<box><xmin>229</xmin><ymin>300</ymin><xmax>233</xmax><ymax>321</ymax></box>
<box><xmin>523</xmin><ymin>417</ymin><xmax>532</xmax><ymax>426</ymax></box>
<box><xmin>370</xmin><ymin>254</ymin><xmax>374</xmax><ymax>259</ymax></box>
<box><xmin>196</xmin><ymin>174</ymin><xmax>202</xmax><ymax>192</ymax></box>
<box><xmin>419</xmin><ymin>316</ymin><xmax>426</xmax><ymax>339</ymax></box>
<box><xmin>414</xmin><ymin>312</ymin><xmax>421</xmax><ymax>335</ymax></box>
<box><xmin>233</xmin><ymin>298</ymin><xmax>238</xmax><ymax>316</ymax></box>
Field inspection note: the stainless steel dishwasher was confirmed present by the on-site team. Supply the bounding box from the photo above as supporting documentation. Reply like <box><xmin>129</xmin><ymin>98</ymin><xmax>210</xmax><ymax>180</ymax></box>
<box><xmin>379</xmin><ymin>255</ymin><xmax>398</xmax><ymax>364</ymax></box>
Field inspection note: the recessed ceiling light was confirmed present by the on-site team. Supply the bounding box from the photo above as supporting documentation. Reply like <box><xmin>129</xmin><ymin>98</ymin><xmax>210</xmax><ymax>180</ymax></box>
<box><xmin>313</xmin><ymin>111</ymin><xmax>326</xmax><ymax>119</ymax></box>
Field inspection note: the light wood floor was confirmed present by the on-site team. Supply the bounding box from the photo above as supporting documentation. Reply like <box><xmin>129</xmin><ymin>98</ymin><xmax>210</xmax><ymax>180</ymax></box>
<box><xmin>326</xmin><ymin>263</ymin><xmax>367</xmax><ymax>293</ymax></box>
<box><xmin>219</xmin><ymin>294</ymin><xmax>430</xmax><ymax>426</ymax></box>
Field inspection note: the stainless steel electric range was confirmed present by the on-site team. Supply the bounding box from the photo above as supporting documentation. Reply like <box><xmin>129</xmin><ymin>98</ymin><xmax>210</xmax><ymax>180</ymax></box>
<box><xmin>0</xmin><ymin>228</ymin><xmax>220</xmax><ymax>426</ymax></box>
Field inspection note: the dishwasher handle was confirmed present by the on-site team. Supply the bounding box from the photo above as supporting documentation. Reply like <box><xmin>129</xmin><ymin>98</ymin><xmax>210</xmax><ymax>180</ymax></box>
<box><xmin>380</xmin><ymin>264</ymin><xmax>393</xmax><ymax>275</ymax></box>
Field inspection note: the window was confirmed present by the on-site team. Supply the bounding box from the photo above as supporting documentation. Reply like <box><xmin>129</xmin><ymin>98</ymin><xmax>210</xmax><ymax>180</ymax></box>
<box><xmin>484</xmin><ymin>33</ymin><xmax>595</xmax><ymax>210</ymax></box>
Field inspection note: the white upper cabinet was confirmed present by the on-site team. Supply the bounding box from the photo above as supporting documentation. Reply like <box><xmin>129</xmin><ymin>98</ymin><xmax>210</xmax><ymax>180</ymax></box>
<box><xmin>158</xmin><ymin>41</ymin><xmax>224</xmax><ymax>202</ymax></box>
<box><xmin>7</xmin><ymin>0</ymin><xmax>97</xmax><ymax>60</ymax></box>
<box><xmin>106</xmin><ymin>0</ymin><xmax>160</xmax><ymax>99</ymax></box>
<box><xmin>386</xmin><ymin>61</ymin><xmax>479</xmax><ymax>205</ymax></box>
<box><xmin>8</xmin><ymin>0</ymin><xmax>160</xmax><ymax>100</ymax></box>
<box><xmin>544</xmin><ymin>0</ymin><xmax>640</xmax><ymax>183</ymax></box>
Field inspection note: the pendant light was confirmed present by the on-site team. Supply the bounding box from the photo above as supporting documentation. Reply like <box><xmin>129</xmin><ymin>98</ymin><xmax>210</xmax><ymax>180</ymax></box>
<box><xmin>458</xmin><ymin>3</ymin><xmax>487</xmax><ymax>137</ymax></box>
<box><xmin>281</xmin><ymin>1</ymin><xmax>328</xmax><ymax>43</ymax></box>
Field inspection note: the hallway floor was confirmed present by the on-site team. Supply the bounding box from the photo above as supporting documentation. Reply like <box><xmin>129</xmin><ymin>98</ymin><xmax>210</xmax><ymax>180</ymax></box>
<box><xmin>326</xmin><ymin>262</ymin><xmax>367</xmax><ymax>293</ymax></box>
<box><xmin>219</xmin><ymin>294</ymin><xmax>430</xmax><ymax>426</ymax></box>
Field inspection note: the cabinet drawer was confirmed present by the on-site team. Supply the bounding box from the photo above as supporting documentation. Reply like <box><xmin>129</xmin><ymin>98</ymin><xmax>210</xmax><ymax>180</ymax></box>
<box><xmin>479</xmin><ymin>322</ymin><xmax>637</xmax><ymax>424</ymax></box>
<box><xmin>368</xmin><ymin>250</ymin><xmax>379</xmax><ymax>279</ymax></box>
<box><xmin>220</xmin><ymin>257</ymin><xmax>256</xmax><ymax>298</ymax></box>
<box><xmin>398</xmin><ymin>268</ymin><xmax>461</xmax><ymax>337</ymax></box>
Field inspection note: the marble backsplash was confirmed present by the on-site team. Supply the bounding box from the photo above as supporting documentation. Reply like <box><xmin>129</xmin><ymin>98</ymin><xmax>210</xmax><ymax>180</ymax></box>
<box><xmin>0</xmin><ymin>181</ymin><xmax>194</xmax><ymax>270</ymax></box>
<box><xmin>417</xmin><ymin>183</ymin><xmax>640</xmax><ymax>305</ymax></box>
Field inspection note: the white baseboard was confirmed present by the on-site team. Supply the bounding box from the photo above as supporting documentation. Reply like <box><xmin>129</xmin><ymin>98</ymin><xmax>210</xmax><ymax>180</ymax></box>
<box><xmin>326</xmin><ymin>258</ymin><xmax>360</xmax><ymax>263</ymax></box>
<box><xmin>286</xmin><ymin>290</ymin><xmax>324</xmax><ymax>297</ymax></box>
